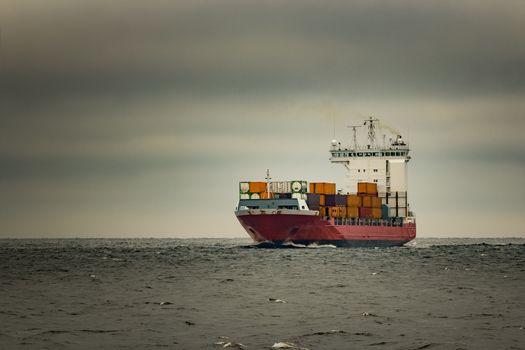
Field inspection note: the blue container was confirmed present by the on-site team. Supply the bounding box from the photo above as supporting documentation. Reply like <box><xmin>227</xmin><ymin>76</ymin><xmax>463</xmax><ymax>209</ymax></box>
<box><xmin>381</xmin><ymin>204</ymin><xmax>389</xmax><ymax>219</ymax></box>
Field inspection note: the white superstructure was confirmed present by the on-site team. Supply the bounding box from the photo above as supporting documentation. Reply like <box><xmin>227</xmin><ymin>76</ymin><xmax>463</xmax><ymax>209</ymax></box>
<box><xmin>330</xmin><ymin>117</ymin><xmax>412</xmax><ymax>217</ymax></box>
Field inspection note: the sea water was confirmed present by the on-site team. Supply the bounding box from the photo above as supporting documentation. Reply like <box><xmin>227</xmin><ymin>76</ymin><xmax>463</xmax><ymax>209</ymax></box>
<box><xmin>0</xmin><ymin>238</ymin><xmax>524</xmax><ymax>349</ymax></box>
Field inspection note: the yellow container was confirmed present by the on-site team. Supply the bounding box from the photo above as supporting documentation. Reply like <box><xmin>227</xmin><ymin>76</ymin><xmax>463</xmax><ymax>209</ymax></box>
<box><xmin>346</xmin><ymin>206</ymin><xmax>359</xmax><ymax>218</ymax></box>
<box><xmin>324</xmin><ymin>183</ymin><xmax>336</xmax><ymax>195</ymax></box>
<box><xmin>319</xmin><ymin>194</ymin><xmax>325</xmax><ymax>206</ymax></box>
<box><xmin>357</xmin><ymin>182</ymin><xmax>368</xmax><ymax>194</ymax></box>
<box><xmin>347</xmin><ymin>195</ymin><xmax>362</xmax><ymax>207</ymax></box>
<box><xmin>367</xmin><ymin>182</ymin><xmax>378</xmax><ymax>195</ymax></box>
<box><xmin>329</xmin><ymin>206</ymin><xmax>346</xmax><ymax>218</ymax></box>
<box><xmin>361</xmin><ymin>195</ymin><xmax>373</xmax><ymax>208</ymax></box>
<box><xmin>371</xmin><ymin>197</ymin><xmax>382</xmax><ymax>208</ymax></box>
<box><xmin>328</xmin><ymin>207</ymin><xmax>346</xmax><ymax>218</ymax></box>
<box><xmin>249</xmin><ymin>182</ymin><xmax>267</xmax><ymax>193</ymax></box>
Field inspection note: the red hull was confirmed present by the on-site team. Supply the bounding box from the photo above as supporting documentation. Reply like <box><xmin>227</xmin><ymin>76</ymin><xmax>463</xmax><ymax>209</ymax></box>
<box><xmin>236</xmin><ymin>213</ymin><xmax>416</xmax><ymax>247</ymax></box>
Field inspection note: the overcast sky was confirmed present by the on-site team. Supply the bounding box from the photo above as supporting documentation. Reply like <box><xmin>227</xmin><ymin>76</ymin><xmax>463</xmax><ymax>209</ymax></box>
<box><xmin>1</xmin><ymin>0</ymin><xmax>524</xmax><ymax>237</ymax></box>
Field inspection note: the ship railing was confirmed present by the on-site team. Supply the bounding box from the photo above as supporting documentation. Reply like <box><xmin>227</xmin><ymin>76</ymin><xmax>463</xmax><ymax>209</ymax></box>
<box><xmin>330</xmin><ymin>217</ymin><xmax>404</xmax><ymax>227</ymax></box>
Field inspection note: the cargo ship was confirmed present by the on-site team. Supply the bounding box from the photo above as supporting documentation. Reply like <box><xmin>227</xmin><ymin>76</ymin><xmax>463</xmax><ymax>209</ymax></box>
<box><xmin>234</xmin><ymin>117</ymin><xmax>416</xmax><ymax>247</ymax></box>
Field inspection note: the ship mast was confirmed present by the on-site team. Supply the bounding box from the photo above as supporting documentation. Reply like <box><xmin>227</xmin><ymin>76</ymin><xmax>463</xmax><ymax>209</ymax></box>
<box><xmin>347</xmin><ymin>125</ymin><xmax>362</xmax><ymax>150</ymax></box>
<box><xmin>364</xmin><ymin>116</ymin><xmax>379</xmax><ymax>149</ymax></box>
<box><xmin>265</xmin><ymin>169</ymin><xmax>272</xmax><ymax>196</ymax></box>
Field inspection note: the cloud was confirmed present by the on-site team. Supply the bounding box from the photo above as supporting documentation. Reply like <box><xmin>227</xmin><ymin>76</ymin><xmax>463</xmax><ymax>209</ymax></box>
<box><xmin>1</xmin><ymin>0</ymin><xmax>524</xmax><ymax>236</ymax></box>
<box><xmin>2</xmin><ymin>0</ymin><xmax>524</xmax><ymax>98</ymax></box>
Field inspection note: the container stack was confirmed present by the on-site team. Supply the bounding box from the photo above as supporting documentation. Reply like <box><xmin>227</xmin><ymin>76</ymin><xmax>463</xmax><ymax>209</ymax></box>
<box><xmin>239</xmin><ymin>181</ymin><xmax>268</xmax><ymax>199</ymax></box>
<box><xmin>240</xmin><ymin>180</ymin><xmax>307</xmax><ymax>200</ymax></box>
<box><xmin>357</xmin><ymin>182</ymin><xmax>382</xmax><ymax>219</ymax></box>
<box><xmin>308</xmin><ymin>182</ymin><xmax>336</xmax><ymax>216</ymax></box>
<box><xmin>306</xmin><ymin>181</ymin><xmax>385</xmax><ymax>219</ymax></box>
<box><xmin>241</xmin><ymin>179</ymin><xmax>406</xmax><ymax>220</ymax></box>
<box><xmin>379</xmin><ymin>191</ymin><xmax>408</xmax><ymax>217</ymax></box>
<box><xmin>346</xmin><ymin>195</ymin><xmax>361</xmax><ymax>218</ymax></box>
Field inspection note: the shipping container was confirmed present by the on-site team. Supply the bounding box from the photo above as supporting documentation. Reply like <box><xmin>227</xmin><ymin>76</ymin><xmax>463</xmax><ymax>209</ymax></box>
<box><xmin>359</xmin><ymin>207</ymin><xmax>373</xmax><ymax>218</ymax></box>
<box><xmin>319</xmin><ymin>206</ymin><xmax>328</xmax><ymax>217</ymax></box>
<box><xmin>381</xmin><ymin>204</ymin><xmax>389</xmax><ymax>219</ymax></box>
<box><xmin>388</xmin><ymin>206</ymin><xmax>408</xmax><ymax>218</ymax></box>
<box><xmin>361</xmin><ymin>195</ymin><xmax>373</xmax><ymax>208</ymax></box>
<box><xmin>313</xmin><ymin>182</ymin><xmax>325</xmax><ymax>194</ymax></box>
<box><xmin>291</xmin><ymin>193</ymin><xmax>308</xmax><ymax>200</ymax></box>
<box><xmin>270</xmin><ymin>181</ymin><xmax>292</xmax><ymax>194</ymax></box>
<box><xmin>306</xmin><ymin>193</ymin><xmax>321</xmax><ymax>209</ymax></box>
<box><xmin>291</xmin><ymin>180</ymin><xmax>308</xmax><ymax>193</ymax></box>
<box><xmin>371</xmin><ymin>208</ymin><xmax>382</xmax><ymax>219</ymax></box>
<box><xmin>357</xmin><ymin>182</ymin><xmax>368</xmax><ymax>194</ymax></box>
<box><xmin>371</xmin><ymin>197</ymin><xmax>382</xmax><ymax>208</ymax></box>
<box><xmin>319</xmin><ymin>194</ymin><xmax>325</xmax><ymax>206</ymax></box>
<box><xmin>329</xmin><ymin>206</ymin><xmax>346</xmax><ymax>218</ymax></box>
<box><xmin>239</xmin><ymin>182</ymin><xmax>250</xmax><ymax>194</ymax></box>
<box><xmin>381</xmin><ymin>196</ymin><xmax>407</xmax><ymax>207</ymax></box>
<box><xmin>249</xmin><ymin>182</ymin><xmax>267</xmax><ymax>193</ymax></box>
<box><xmin>346</xmin><ymin>194</ymin><xmax>362</xmax><ymax>207</ymax></box>
<box><xmin>260</xmin><ymin>192</ymin><xmax>275</xmax><ymax>199</ymax></box>
<box><xmin>311</xmin><ymin>182</ymin><xmax>336</xmax><ymax>195</ymax></box>
<box><xmin>250</xmin><ymin>193</ymin><xmax>261</xmax><ymax>199</ymax></box>
<box><xmin>239</xmin><ymin>193</ymin><xmax>250</xmax><ymax>200</ymax></box>
<box><xmin>325</xmin><ymin>194</ymin><xmax>347</xmax><ymax>206</ymax></box>
<box><xmin>366</xmin><ymin>182</ymin><xmax>378</xmax><ymax>195</ymax></box>
<box><xmin>324</xmin><ymin>183</ymin><xmax>336</xmax><ymax>195</ymax></box>
<box><xmin>346</xmin><ymin>206</ymin><xmax>359</xmax><ymax>218</ymax></box>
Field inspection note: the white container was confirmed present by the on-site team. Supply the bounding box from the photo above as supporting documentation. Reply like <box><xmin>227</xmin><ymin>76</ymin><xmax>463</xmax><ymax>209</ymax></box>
<box><xmin>239</xmin><ymin>182</ymin><xmax>250</xmax><ymax>194</ymax></box>
<box><xmin>239</xmin><ymin>193</ymin><xmax>250</xmax><ymax>199</ymax></box>
<box><xmin>291</xmin><ymin>181</ymin><xmax>302</xmax><ymax>193</ymax></box>
<box><xmin>270</xmin><ymin>181</ymin><xmax>292</xmax><ymax>193</ymax></box>
<box><xmin>250</xmin><ymin>193</ymin><xmax>260</xmax><ymax>199</ymax></box>
<box><xmin>388</xmin><ymin>206</ymin><xmax>407</xmax><ymax>217</ymax></box>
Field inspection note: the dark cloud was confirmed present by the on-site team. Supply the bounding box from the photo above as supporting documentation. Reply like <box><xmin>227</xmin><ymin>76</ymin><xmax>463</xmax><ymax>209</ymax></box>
<box><xmin>2</xmin><ymin>0</ymin><xmax>524</xmax><ymax>97</ymax></box>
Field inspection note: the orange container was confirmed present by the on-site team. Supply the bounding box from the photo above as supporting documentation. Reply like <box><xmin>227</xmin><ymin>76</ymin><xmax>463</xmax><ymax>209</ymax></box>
<box><xmin>329</xmin><ymin>206</ymin><xmax>346</xmax><ymax>218</ymax></box>
<box><xmin>347</xmin><ymin>195</ymin><xmax>362</xmax><ymax>207</ymax></box>
<box><xmin>367</xmin><ymin>182</ymin><xmax>378</xmax><ymax>195</ymax></box>
<box><xmin>371</xmin><ymin>197</ymin><xmax>382</xmax><ymax>208</ymax></box>
<box><xmin>319</xmin><ymin>194</ymin><xmax>325</xmax><ymax>206</ymax></box>
<box><xmin>319</xmin><ymin>206</ymin><xmax>327</xmax><ymax>216</ymax></box>
<box><xmin>309</xmin><ymin>183</ymin><xmax>315</xmax><ymax>193</ymax></box>
<box><xmin>346</xmin><ymin>206</ymin><xmax>359</xmax><ymax>218</ymax></box>
<box><xmin>324</xmin><ymin>183</ymin><xmax>336</xmax><ymax>195</ymax></box>
<box><xmin>249</xmin><ymin>182</ymin><xmax>267</xmax><ymax>193</ymax></box>
<box><xmin>314</xmin><ymin>183</ymin><xmax>325</xmax><ymax>194</ymax></box>
<box><xmin>260</xmin><ymin>191</ymin><xmax>274</xmax><ymax>199</ymax></box>
<box><xmin>361</xmin><ymin>195</ymin><xmax>373</xmax><ymax>208</ymax></box>
<box><xmin>372</xmin><ymin>208</ymin><xmax>382</xmax><ymax>219</ymax></box>
<box><xmin>357</xmin><ymin>182</ymin><xmax>368</xmax><ymax>194</ymax></box>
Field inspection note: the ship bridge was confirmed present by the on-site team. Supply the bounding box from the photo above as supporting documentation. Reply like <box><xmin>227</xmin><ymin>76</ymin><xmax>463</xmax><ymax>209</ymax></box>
<box><xmin>330</xmin><ymin>117</ymin><xmax>412</xmax><ymax>217</ymax></box>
